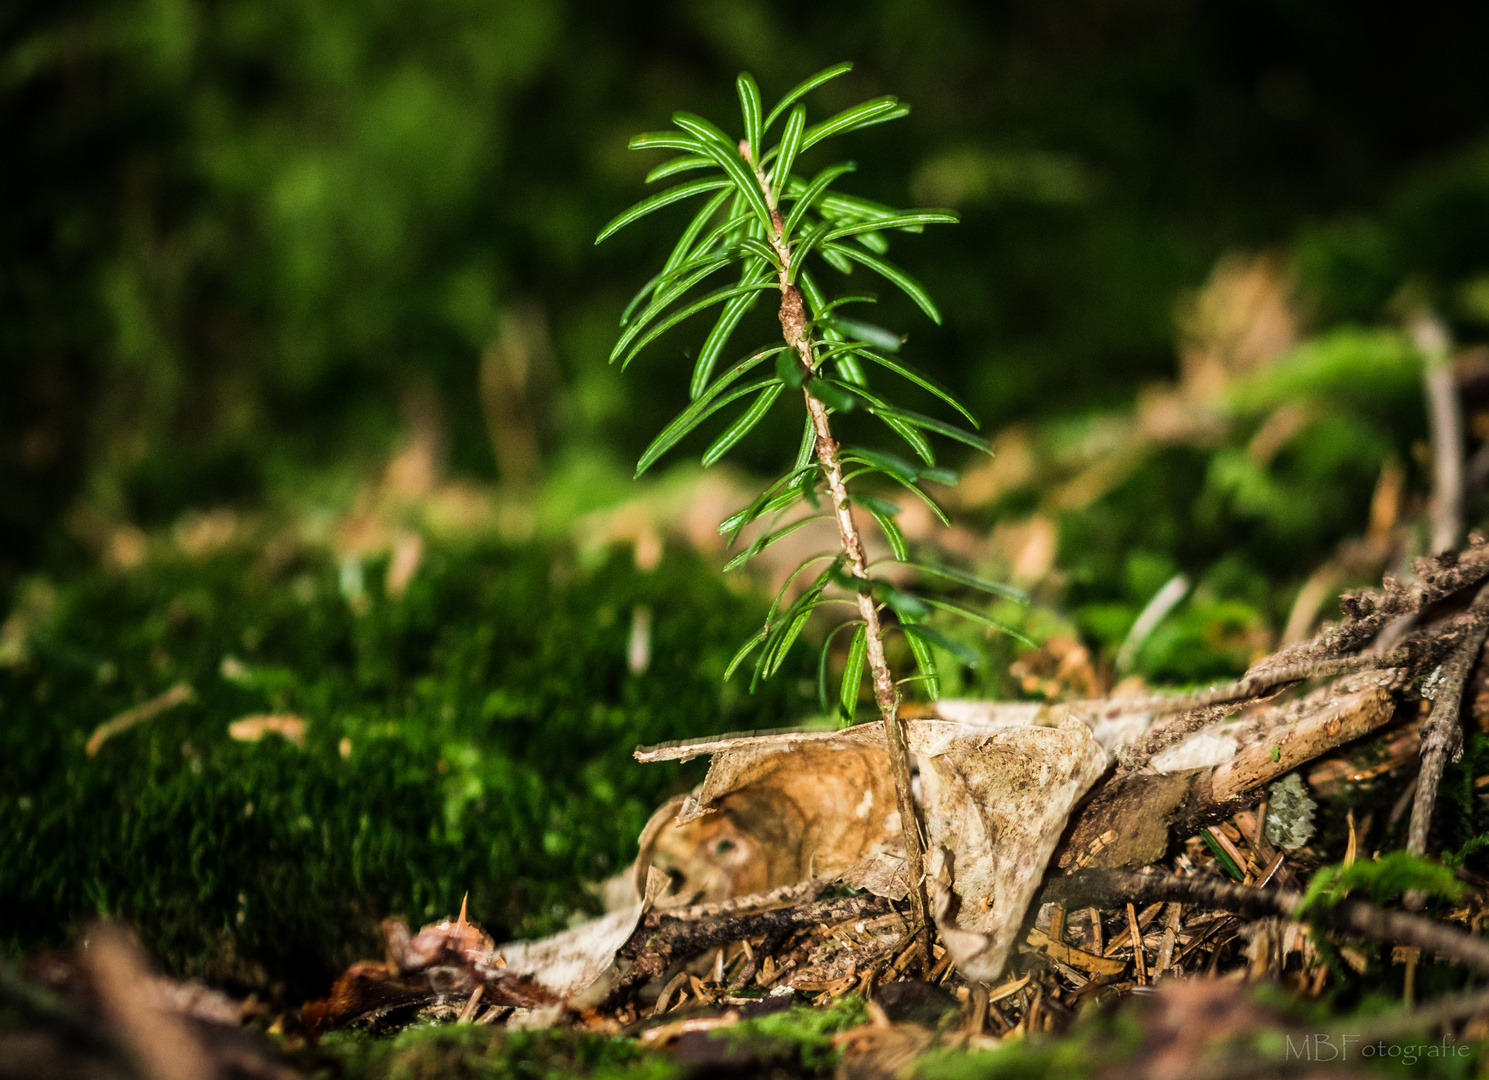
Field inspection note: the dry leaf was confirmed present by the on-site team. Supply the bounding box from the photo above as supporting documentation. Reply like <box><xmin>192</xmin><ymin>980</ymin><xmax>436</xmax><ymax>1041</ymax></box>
<box><xmin>305</xmin><ymin>907</ymin><xmax>557</xmax><ymax>1032</ymax></box>
<box><xmin>643</xmin><ymin>726</ymin><xmax>901</xmax><ymax>906</ymax></box>
<box><xmin>637</xmin><ymin>717</ymin><xmax>1109</xmax><ymax>982</ymax></box>
<box><xmin>497</xmin><ymin>865</ymin><xmax>668</xmax><ymax>1004</ymax></box>
<box><xmin>915</xmin><ymin>718</ymin><xmax>1109</xmax><ymax>981</ymax></box>
<box><xmin>227</xmin><ymin>714</ymin><xmax>306</xmax><ymax>747</ymax></box>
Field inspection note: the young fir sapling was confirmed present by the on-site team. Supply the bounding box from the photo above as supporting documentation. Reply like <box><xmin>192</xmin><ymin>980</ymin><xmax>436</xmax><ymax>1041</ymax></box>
<box><xmin>596</xmin><ymin>62</ymin><xmax>1024</xmax><ymax>962</ymax></box>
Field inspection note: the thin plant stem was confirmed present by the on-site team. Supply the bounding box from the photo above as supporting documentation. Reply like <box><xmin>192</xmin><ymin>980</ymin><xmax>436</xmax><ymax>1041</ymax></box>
<box><xmin>752</xmin><ymin>147</ymin><xmax>933</xmax><ymax>971</ymax></box>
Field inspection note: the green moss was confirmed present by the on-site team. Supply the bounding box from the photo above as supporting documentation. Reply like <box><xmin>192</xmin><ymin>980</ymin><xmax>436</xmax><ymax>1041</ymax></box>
<box><xmin>0</xmin><ymin>539</ymin><xmax>812</xmax><ymax>995</ymax></box>
<box><xmin>1300</xmin><ymin>853</ymin><xmax>1469</xmax><ymax>916</ymax></box>
<box><xmin>314</xmin><ymin>1025</ymin><xmax>678</xmax><ymax>1080</ymax></box>
<box><xmin>308</xmin><ymin>999</ymin><xmax>868</xmax><ymax>1079</ymax></box>
<box><xmin>1442</xmin><ymin>733</ymin><xmax>1489</xmax><ymax>873</ymax></box>
<box><xmin>715</xmin><ymin>996</ymin><xmax>869</xmax><ymax>1074</ymax></box>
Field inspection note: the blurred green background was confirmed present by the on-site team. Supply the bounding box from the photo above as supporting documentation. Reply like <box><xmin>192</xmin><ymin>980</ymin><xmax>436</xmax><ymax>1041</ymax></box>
<box><xmin>8</xmin><ymin>0</ymin><xmax>1489</xmax><ymax>583</ymax></box>
<box><xmin>8</xmin><ymin>0</ymin><xmax>1489</xmax><ymax>994</ymax></box>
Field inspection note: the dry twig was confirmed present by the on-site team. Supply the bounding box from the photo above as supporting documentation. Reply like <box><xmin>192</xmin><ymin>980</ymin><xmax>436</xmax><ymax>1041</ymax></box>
<box><xmin>1404</xmin><ymin>580</ymin><xmax>1489</xmax><ymax>907</ymax></box>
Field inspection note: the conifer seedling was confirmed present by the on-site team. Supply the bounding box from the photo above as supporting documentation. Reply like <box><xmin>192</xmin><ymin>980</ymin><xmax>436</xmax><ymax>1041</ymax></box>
<box><xmin>597</xmin><ymin>62</ymin><xmax>1024</xmax><ymax>965</ymax></box>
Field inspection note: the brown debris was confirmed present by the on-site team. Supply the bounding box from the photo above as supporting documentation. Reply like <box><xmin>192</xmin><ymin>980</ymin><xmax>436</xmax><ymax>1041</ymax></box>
<box><xmin>1113</xmin><ymin>978</ymin><xmax>1298</xmax><ymax>1080</ymax></box>
<box><xmin>11</xmin><ymin>923</ymin><xmax>302</xmax><ymax>1080</ymax></box>
<box><xmin>275</xmin><ymin>543</ymin><xmax>1489</xmax><ymax>1068</ymax></box>
<box><xmin>227</xmin><ymin>714</ymin><xmax>306</xmax><ymax>748</ymax></box>
<box><xmin>609</xmin><ymin>891</ymin><xmax>892</xmax><ymax>1002</ymax></box>
<box><xmin>303</xmin><ymin>913</ymin><xmax>555</xmax><ymax>1032</ymax></box>
<box><xmin>1058</xmin><ymin>682</ymin><xmax>1397</xmax><ymax>870</ymax></box>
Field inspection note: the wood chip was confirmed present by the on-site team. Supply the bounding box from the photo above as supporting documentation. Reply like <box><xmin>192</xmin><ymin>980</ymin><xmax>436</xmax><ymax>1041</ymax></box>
<box><xmin>987</xmin><ymin>973</ymin><xmax>1031</xmax><ymax>1004</ymax></box>
<box><xmin>456</xmin><ymin>985</ymin><xmax>484</xmax><ymax>1024</ymax></box>
<box><xmin>1153</xmin><ymin>903</ymin><xmax>1182</xmax><ymax>977</ymax></box>
<box><xmin>1127</xmin><ymin>903</ymin><xmax>1147</xmax><ymax>985</ymax></box>
<box><xmin>640</xmin><ymin>1012</ymin><xmax>740</xmax><ymax>1046</ymax></box>
<box><xmin>1025</xmin><ymin>927</ymin><xmax>1127</xmax><ymax>977</ymax></box>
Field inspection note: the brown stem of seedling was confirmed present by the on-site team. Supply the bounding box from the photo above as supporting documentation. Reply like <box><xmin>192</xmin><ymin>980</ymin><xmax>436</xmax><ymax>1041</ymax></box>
<box><xmin>755</xmin><ymin>150</ymin><xmax>933</xmax><ymax>971</ymax></box>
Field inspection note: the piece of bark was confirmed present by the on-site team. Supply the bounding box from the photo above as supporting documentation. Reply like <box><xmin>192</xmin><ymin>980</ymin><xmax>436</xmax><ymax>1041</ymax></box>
<box><xmin>1057</xmin><ymin>686</ymin><xmax>1396</xmax><ymax>870</ymax></box>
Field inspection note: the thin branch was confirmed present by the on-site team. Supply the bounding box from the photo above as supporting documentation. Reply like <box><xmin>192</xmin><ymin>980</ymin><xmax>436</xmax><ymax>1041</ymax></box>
<box><xmin>1114</xmin><ymin>652</ymin><xmax>1399</xmax><ymax>721</ymax></box>
<box><xmin>1415</xmin><ymin>312</ymin><xmax>1462</xmax><ymax>556</ymax></box>
<box><xmin>1244</xmin><ymin>539</ymin><xmax>1489</xmax><ymax>683</ymax></box>
<box><xmin>1118</xmin><ymin>542</ymin><xmax>1489</xmax><ymax>768</ymax></box>
<box><xmin>1405</xmin><ymin>579</ymin><xmax>1489</xmax><ymax>908</ymax></box>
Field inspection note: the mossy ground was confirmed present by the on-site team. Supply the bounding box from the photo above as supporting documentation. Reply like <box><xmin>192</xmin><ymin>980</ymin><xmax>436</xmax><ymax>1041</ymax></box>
<box><xmin>311</xmin><ymin>1026</ymin><xmax>677</xmax><ymax>1080</ymax></box>
<box><xmin>0</xmin><ymin>537</ymin><xmax>813</xmax><ymax>997</ymax></box>
<box><xmin>302</xmin><ymin>998</ymin><xmax>870</xmax><ymax>1080</ymax></box>
<box><xmin>293</xmin><ymin>992</ymin><xmax>1485</xmax><ymax>1079</ymax></box>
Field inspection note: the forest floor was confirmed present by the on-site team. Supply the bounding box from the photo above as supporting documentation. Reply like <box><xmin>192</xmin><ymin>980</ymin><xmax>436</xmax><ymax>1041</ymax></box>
<box><xmin>8</xmin><ymin>282</ymin><xmax>1489</xmax><ymax>1077</ymax></box>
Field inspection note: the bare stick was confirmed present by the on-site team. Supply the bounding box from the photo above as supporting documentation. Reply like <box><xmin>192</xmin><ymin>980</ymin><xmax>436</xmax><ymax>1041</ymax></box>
<box><xmin>1116</xmin><ymin>652</ymin><xmax>1398</xmax><ymax>720</ymax></box>
<box><xmin>1415</xmin><ymin>312</ymin><xmax>1462</xmax><ymax>556</ymax></box>
<box><xmin>1123</xmin><ymin>555</ymin><xmax>1489</xmax><ymax>767</ymax></box>
<box><xmin>1246</xmin><ymin>539</ymin><xmax>1489</xmax><ymax>682</ymax></box>
<box><xmin>85</xmin><ymin>682</ymin><xmax>195</xmax><ymax>757</ymax></box>
<box><xmin>1125</xmin><ymin>903</ymin><xmax>1147</xmax><ymax>985</ymax></box>
<box><xmin>1404</xmin><ymin>580</ymin><xmax>1489</xmax><ymax>908</ymax></box>
<box><xmin>1204</xmin><ymin>686</ymin><xmax>1397</xmax><ymax>804</ymax></box>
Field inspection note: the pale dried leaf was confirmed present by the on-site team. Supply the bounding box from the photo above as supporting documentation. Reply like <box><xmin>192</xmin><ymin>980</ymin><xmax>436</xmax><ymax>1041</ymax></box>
<box><xmin>638</xmin><ymin>717</ymin><xmax>1109</xmax><ymax>982</ymax></box>
<box><xmin>497</xmin><ymin>866</ymin><xmax>668</xmax><ymax>1001</ymax></box>
<box><xmin>915</xmin><ymin>718</ymin><xmax>1109</xmax><ymax>981</ymax></box>
<box><xmin>647</xmin><ymin>726</ymin><xmax>901</xmax><ymax>905</ymax></box>
<box><xmin>227</xmin><ymin>714</ymin><xmax>306</xmax><ymax>747</ymax></box>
